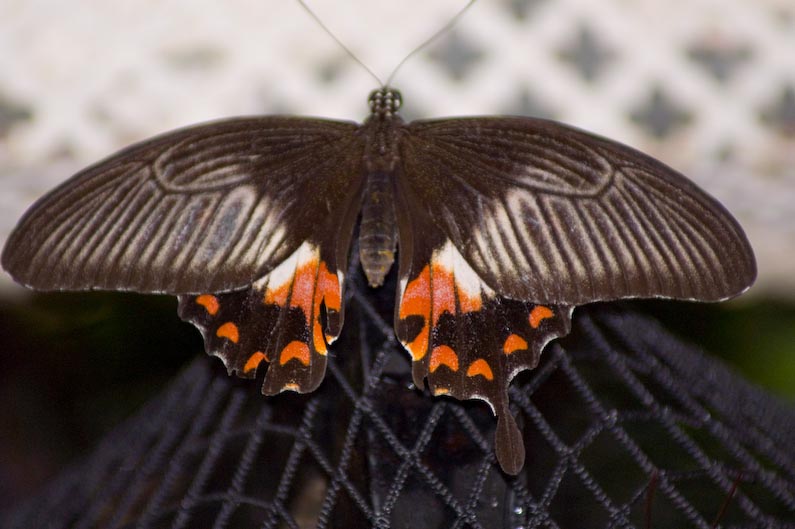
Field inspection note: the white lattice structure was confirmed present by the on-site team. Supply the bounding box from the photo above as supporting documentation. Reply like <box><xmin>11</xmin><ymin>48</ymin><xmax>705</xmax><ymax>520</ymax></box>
<box><xmin>1</xmin><ymin>0</ymin><xmax>793</xmax><ymax>295</ymax></box>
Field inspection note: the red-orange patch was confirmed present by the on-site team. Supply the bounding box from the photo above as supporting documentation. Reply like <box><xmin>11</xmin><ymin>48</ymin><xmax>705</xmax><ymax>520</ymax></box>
<box><xmin>290</xmin><ymin>257</ymin><xmax>318</xmax><ymax>325</ymax></box>
<box><xmin>279</xmin><ymin>340</ymin><xmax>311</xmax><ymax>366</ymax></box>
<box><xmin>264</xmin><ymin>258</ymin><xmax>341</xmax><ymax>353</ymax></box>
<box><xmin>466</xmin><ymin>358</ymin><xmax>494</xmax><ymax>381</ymax></box>
<box><xmin>503</xmin><ymin>334</ymin><xmax>528</xmax><ymax>355</ymax></box>
<box><xmin>313</xmin><ymin>321</ymin><xmax>328</xmax><ymax>355</ymax></box>
<box><xmin>264</xmin><ymin>282</ymin><xmax>289</xmax><ymax>306</ymax></box>
<box><xmin>529</xmin><ymin>305</ymin><xmax>554</xmax><ymax>328</ymax></box>
<box><xmin>196</xmin><ymin>294</ymin><xmax>219</xmax><ymax>315</ymax></box>
<box><xmin>216</xmin><ymin>322</ymin><xmax>239</xmax><ymax>343</ymax></box>
<box><xmin>399</xmin><ymin>265</ymin><xmax>431</xmax><ymax>319</ymax></box>
<box><xmin>405</xmin><ymin>327</ymin><xmax>429</xmax><ymax>361</ymax></box>
<box><xmin>312</xmin><ymin>261</ymin><xmax>341</xmax><ymax>352</ymax></box>
<box><xmin>315</xmin><ymin>261</ymin><xmax>341</xmax><ymax>313</ymax></box>
<box><xmin>399</xmin><ymin>265</ymin><xmax>431</xmax><ymax>361</ymax></box>
<box><xmin>244</xmin><ymin>351</ymin><xmax>267</xmax><ymax>374</ymax></box>
<box><xmin>431</xmin><ymin>262</ymin><xmax>455</xmax><ymax>326</ymax></box>
<box><xmin>429</xmin><ymin>345</ymin><xmax>459</xmax><ymax>373</ymax></box>
<box><xmin>458</xmin><ymin>289</ymin><xmax>483</xmax><ymax>312</ymax></box>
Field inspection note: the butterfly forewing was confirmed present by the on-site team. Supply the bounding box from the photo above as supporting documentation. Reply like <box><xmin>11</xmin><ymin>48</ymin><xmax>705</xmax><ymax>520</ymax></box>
<box><xmin>401</xmin><ymin>117</ymin><xmax>756</xmax><ymax>305</ymax></box>
<box><xmin>2</xmin><ymin>117</ymin><xmax>364</xmax><ymax>295</ymax></box>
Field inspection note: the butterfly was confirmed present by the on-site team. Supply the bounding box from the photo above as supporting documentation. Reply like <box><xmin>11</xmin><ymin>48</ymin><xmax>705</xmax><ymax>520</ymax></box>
<box><xmin>1</xmin><ymin>87</ymin><xmax>756</xmax><ymax>474</ymax></box>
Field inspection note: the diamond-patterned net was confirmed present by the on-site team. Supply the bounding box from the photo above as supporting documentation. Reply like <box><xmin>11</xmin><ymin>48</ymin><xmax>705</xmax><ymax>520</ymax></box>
<box><xmin>3</xmin><ymin>261</ymin><xmax>794</xmax><ymax>529</ymax></box>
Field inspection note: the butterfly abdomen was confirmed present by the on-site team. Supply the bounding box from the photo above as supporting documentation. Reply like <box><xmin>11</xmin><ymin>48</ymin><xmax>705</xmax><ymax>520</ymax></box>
<box><xmin>359</xmin><ymin>169</ymin><xmax>398</xmax><ymax>287</ymax></box>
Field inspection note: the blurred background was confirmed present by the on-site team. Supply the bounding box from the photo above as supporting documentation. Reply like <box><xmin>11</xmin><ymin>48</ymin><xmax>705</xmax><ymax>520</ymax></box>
<box><xmin>0</xmin><ymin>0</ymin><xmax>793</xmax><ymax>511</ymax></box>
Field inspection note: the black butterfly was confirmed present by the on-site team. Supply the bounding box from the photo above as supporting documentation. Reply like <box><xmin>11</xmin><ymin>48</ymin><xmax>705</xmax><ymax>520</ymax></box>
<box><xmin>1</xmin><ymin>88</ymin><xmax>756</xmax><ymax>474</ymax></box>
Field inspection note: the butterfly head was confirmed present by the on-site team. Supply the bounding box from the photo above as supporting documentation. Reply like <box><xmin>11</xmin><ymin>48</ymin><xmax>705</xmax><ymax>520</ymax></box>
<box><xmin>368</xmin><ymin>87</ymin><xmax>403</xmax><ymax>118</ymax></box>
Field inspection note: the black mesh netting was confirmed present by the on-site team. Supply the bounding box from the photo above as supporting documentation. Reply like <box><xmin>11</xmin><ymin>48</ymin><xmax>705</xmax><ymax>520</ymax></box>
<box><xmin>3</xmin><ymin>261</ymin><xmax>795</xmax><ymax>529</ymax></box>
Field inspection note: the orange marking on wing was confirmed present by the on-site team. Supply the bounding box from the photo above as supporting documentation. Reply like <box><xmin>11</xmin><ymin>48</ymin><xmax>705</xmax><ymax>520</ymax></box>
<box><xmin>243</xmin><ymin>351</ymin><xmax>267</xmax><ymax>374</ymax></box>
<box><xmin>399</xmin><ymin>265</ymin><xmax>431</xmax><ymax>361</ymax></box>
<box><xmin>315</xmin><ymin>261</ymin><xmax>341</xmax><ymax>312</ymax></box>
<box><xmin>466</xmin><ymin>358</ymin><xmax>494</xmax><ymax>381</ymax></box>
<box><xmin>313</xmin><ymin>321</ymin><xmax>328</xmax><ymax>355</ymax></box>
<box><xmin>216</xmin><ymin>322</ymin><xmax>239</xmax><ymax>343</ymax></box>
<box><xmin>311</xmin><ymin>261</ymin><xmax>341</xmax><ymax>353</ymax></box>
<box><xmin>279</xmin><ymin>340</ymin><xmax>311</xmax><ymax>366</ymax></box>
<box><xmin>405</xmin><ymin>327</ymin><xmax>429</xmax><ymax>361</ymax></box>
<box><xmin>433</xmin><ymin>387</ymin><xmax>451</xmax><ymax>396</ymax></box>
<box><xmin>264</xmin><ymin>282</ymin><xmax>289</xmax><ymax>306</ymax></box>
<box><xmin>289</xmin><ymin>257</ymin><xmax>318</xmax><ymax>326</ymax></box>
<box><xmin>431</xmin><ymin>262</ymin><xmax>456</xmax><ymax>325</ymax></box>
<box><xmin>503</xmin><ymin>334</ymin><xmax>528</xmax><ymax>355</ymax></box>
<box><xmin>195</xmin><ymin>294</ymin><xmax>219</xmax><ymax>315</ymax></box>
<box><xmin>283</xmin><ymin>383</ymin><xmax>300</xmax><ymax>392</ymax></box>
<box><xmin>458</xmin><ymin>289</ymin><xmax>483</xmax><ymax>312</ymax></box>
<box><xmin>529</xmin><ymin>305</ymin><xmax>554</xmax><ymax>328</ymax></box>
<box><xmin>429</xmin><ymin>345</ymin><xmax>460</xmax><ymax>373</ymax></box>
<box><xmin>399</xmin><ymin>265</ymin><xmax>431</xmax><ymax>319</ymax></box>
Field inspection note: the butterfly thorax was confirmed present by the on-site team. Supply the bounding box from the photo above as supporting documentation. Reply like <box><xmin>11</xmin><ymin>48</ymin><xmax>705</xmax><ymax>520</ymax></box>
<box><xmin>357</xmin><ymin>88</ymin><xmax>404</xmax><ymax>287</ymax></box>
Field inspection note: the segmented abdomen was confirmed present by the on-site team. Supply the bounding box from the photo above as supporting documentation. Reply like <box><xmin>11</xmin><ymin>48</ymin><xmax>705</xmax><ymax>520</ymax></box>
<box><xmin>359</xmin><ymin>170</ymin><xmax>398</xmax><ymax>287</ymax></box>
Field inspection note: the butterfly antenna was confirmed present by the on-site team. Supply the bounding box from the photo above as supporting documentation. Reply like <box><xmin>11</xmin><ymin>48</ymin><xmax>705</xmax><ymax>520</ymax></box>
<box><xmin>296</xmin><ymin>0</ymin><xmax>384</xmax><ymax>87</ymax></box>
<box><xmin>385</xmin><ymin>0</ymin><xmax>478</xmax><ymax>87</ymax></box>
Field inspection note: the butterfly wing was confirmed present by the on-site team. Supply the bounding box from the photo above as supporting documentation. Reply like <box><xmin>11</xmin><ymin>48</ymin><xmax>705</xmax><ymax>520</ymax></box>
<box><xmin>401</xmin><ymin>117</ymin><xmax>755</xmax><ymax>305</ymax></box>
<box><xmin>2</xmin><ymin>117</ymin><xmax>364</xmax><ymax>294</ymax></box>
<box><xmin>177</xmin><ymin>240</ymin><xmax>350</xmax><ymax>394</ymax></box>
<box><xmin>2</xmin><ymin>117</ymin><xmax>367</xmax><ymax>394</ymax></box>
<box><xmin>394</xmin><ymin>116</ymin><xmax>755</xmax><ymax>474</ymax></box>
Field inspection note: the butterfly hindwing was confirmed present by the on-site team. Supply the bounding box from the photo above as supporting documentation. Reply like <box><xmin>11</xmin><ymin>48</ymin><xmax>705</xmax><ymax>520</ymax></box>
<box><xmin>395</xmin><ymin>231</ymin><xmax>573</xmax><ymax>473</ymax></box>
<box><xmin>178</xmin><ymin>241</ymin><xmax>346</xmax><ymax>394</ymax></box>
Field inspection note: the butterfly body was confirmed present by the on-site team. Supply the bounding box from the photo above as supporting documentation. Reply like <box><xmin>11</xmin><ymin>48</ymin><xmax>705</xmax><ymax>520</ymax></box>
<box><xmin>357</xmin><ymin>90</ymin><xmax>404</xmax><ymax>286</ymax></box>
<box><xmin>1</xmin><ymin>88</ymin><xmax>756</xmax><ymax>474</ymax></box>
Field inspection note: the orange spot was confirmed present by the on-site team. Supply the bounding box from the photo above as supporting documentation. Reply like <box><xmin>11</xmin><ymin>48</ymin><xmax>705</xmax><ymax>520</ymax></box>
<box><xmin>315</xmin><ymin>262</ymin><xmax>341</xmax><ymax>312</ymax></box>
<box><xmin>196</xmin><ymin>294</ymin><xmax>219</xmax><ymax>315</ymax></box>
<box><xmin>433</xmin><ymin>387</ymin><xmax>451</xmax><ymax>396</ymax></box>
<box><xmin>458</xmin><ymin>289</ymin><xmax>483</xmax><ymax>312</ymax></box>
<box><xmin>279</xmin><ymin>340</ymin><xmax>310</xmax><ymax>366</ymax></box>
<box><xmin>503</xmin><ymin>334</ymin><xmax>528</xmax><ymax>355</ymax></box>
<box><xmin>399</xmin><ymin>265</ymin><xmax>431</xmax><ymax>319</ymax></box>
<box><xmin>264</xmin><ymin>282</ymin><xmax>289</xmax><ymax>306</ymax></box>
<box><xmin>313</xmin><ymin>321</ymin><xmax>328</xmax><ymax>355</ymax></box>
<box><xmin>283</xmin><ymin>383</ymin><xmax>300</xmax><ymax>392</ymax></box>
<box><xmin>312</xmin><ymin>261</ymin><xmax>341</xmax><ymax>353</ymax></box>
<box><xmin>243</xmin><ymin>351</ymin><xmax>267</xmax><ymax>374</ymax></box>
<box><xmin>429</xmin><ymin>345</ymin><xmax>460</xmax><ymax>373</ymax></box>
<box><xmin>431</xmin><ymin>262</ymin><xmax>456</xmax><ymax>326</ymax></box>
<box><xmin>399</xmin><ymin>266</ymin><xmax>431</xmax><ymax>361</ymax></box>
<box><xmin>529</xmin><ymin>305</ymin><xmax>554</xmax><ymax>328</ymax></box>
<box><xmin>466</xmin><ymin>359</ymin><xmax>494</xmax><ymax>381</ymax></box>
<box><xmin>289</xmin><ymin>257</ymin><xmax>318</xmax><ymax>326</ymax></box>
<box><xmin>264</xmin><ymin>256</ymin><xmax>340</xmax><ymax>354</ymax></box>
<box><xmin>405</xmin><ymin>327</ymin><xmax>429</xmax><ymax>361</ymax></box>
<box><xmin>216</xmin><ymin>322</ymin><xmax>239</xmax><ymax>343</ymax></box>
